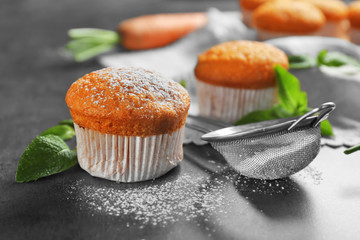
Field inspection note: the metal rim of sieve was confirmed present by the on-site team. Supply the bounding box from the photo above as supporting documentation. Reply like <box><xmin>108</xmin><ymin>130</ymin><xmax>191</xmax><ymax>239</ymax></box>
<box><xmin>201</xmin><ymin>102</ymin><xmax>336</xmax><ymax>142</ymax></box>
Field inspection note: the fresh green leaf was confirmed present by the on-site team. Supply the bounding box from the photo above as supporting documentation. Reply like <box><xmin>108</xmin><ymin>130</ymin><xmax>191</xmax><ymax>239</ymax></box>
<box><xmin>16</xmin><ymin>135</ymin><xmax>77</xmax><ymax>183</ymax></box>
<box><xmin>179</xmin><ymin>80</ymin><xmax>187</xmax><ymax>88</ymax></box>
<box><xmin>40</xmin><ymin>125</ymin><xmax>75</xmax><ymax>141</ymax></box>
<box><xmin>236</xmin><ymin>66</ymin><xmax>334</xmax><ymax>137</ymax></box>
<box><xmin>317</xmin><ymin>49</ymin><xmax>360</xmax><ymax>68</ymax></box>
<box><xmin>235</xmin><ymin>108</ymin><xmax>278</xmax><ymax>125</ymax></box>
<box><xmin>317</xmin><ymin>49</ymin><xmax>328</xmax><ymax>67</ymax></box>
<box><xmin>320</xmin><ymin>119</ymin><xmax>333</xmax><ymax>136</ymax></box>
<box><xmin>274</xmin><ymin>65</ymin><xmax>307</xmax><ymax>114</ymax></box>
<box><xmin>344</xmin><ymin>144</ymin><xmax>360</xmax><ymax>155</ymax></box>
<box><xmin>59</xmin><ymin>119</ymin><xmax>74</xmax><ymax>128</ymax></box>
<box><xmin>288</xmin><ymin>55</ymin><xmax>316</xmax><ymax>69</ymax></box>
<box><xmin>296</xmin><ymin>92</ymin><xmax>308</xmax><ymax>114</ymax></box>
<box><xmin>272</xmin><ymin>104</ymin><xmax>292</xmax><ymax>118</ymax></box>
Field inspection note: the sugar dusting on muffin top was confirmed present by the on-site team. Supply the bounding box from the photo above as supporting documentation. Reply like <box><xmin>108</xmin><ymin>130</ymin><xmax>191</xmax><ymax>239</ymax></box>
<box><xmin>66</xmin><ymin>67</ymin><xmax>190</xmax><ymax>136</ymax></box>
<box><xmin>76</xmin><ymin>67</ymin><xmax>187</xmax><ymax>112</ymax></box>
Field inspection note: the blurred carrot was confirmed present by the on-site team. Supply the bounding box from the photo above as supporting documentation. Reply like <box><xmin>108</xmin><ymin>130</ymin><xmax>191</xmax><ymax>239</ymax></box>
<box><xmin>65</xmin><ymin>12</ymin><xmax>207</xmax><ymax>62</ymax></box>
<box><xmin>119</xmin><ymin>12</ymin><xmax>207</xmax><ymax>50</ymax></box>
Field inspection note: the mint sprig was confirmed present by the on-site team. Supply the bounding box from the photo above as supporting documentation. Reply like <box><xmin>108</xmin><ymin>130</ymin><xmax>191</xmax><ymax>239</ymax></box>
<box><xmin>40</xmin><ymin>124</ymin><xmax>75</xmax><ymax>141</ymax></box>
<box><xmin>179</xmin><ymin>79</ymin><xmax>187</xmax><ymax>88</ymax></box>
<box><xmin>65</xmin><ymin>28</ymin><xmax>120</xmax><ymax>62</ymax></box>
<box><xmin>16</xmin><ymin>135</ymin><xmax>77</xmax><ymax>182</ymax></box>
<box><xmin>59</xmin><ymin>119</ymin><xmax>74</xmax><ymax>128</ymax></box>
<box><xmin>288</xmin><ymin>49</ymin><xmax>360</xmax><ymax>70</ymax></box>
<box><xmin>16</xmin><ymin>120</ymin><xmax>77</xmax><ymax>183</ymax></box>
<box><xmin>317</xmin><ymin>49</ymin><xmax>360</xmax><ymax>68</ymax></box>
<box><xmin>288</xmin><ymin>55</ymin><xmax>316</xmax><ymax>69</ymax></box>
<box><xmin>235</xmin><ymin>65</ymin><xmax>333</xmax><ymax>136</ymax></box>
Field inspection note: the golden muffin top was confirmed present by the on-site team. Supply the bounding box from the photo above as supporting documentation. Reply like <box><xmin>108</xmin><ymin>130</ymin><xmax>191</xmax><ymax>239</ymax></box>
<box><xmin>349</xmin><ymin>1</ymin><xmax>360</xmax><ymax>29</ymax></box>
<box><xmin>297</xmin><ymin>0</ymin><xmax>348</xmax><ymax>21</ymax></box>
<box><xmin>240</xmin><ymin>0</ymin><xmax>276</xmax><ymax>11</ymax></box>
<box><xmin>194</xmin><ymin>40</ymin><xmax>289</xmax><ymax>89</ymax></box>
<box><xmin>253</xmin><ymin>1</ymin><xmax>325</xmax><ymax>34</ymax></box>
<box><xmin>66</xmin><ymin>67</ymin><xmax>190</xmax><ymax>136</ymax></box>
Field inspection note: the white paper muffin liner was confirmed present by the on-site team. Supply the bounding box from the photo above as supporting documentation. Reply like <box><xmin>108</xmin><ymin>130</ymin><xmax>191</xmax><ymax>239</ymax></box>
<box><xmin>318</xmin><ymin>20</ymin><xmax>349</xmax><ymax>38</ymax></box>
<box><xmin>257</xmin><ymin>29</ymin><xmax>321</xmax><ymax>41</ymax></box>
<box><xmin>349</xmin><ymin>28</ymin><xmax>360</xmax><ymax>45</ymax></box>
<box><xmin>196</xmin><ymin>80</ymin><xmax>277</xmax><ymax>123</ymax></box>
<box><xmin>241</xmin><ymin>8</ymin><xmax>253</xmax><ymax>28</ymax></box>
<box><xmin>74</xmin><ymin>124</ymin><xmax>184</xmax><ymax>182</ymax></box>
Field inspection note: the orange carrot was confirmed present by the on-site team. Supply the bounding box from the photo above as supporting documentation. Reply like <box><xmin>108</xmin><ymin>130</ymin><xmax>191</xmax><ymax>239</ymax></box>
<box><xmin>118</xmin><ymin>12</ymin><xmax>207</xmax><ymax>50</ymax></box>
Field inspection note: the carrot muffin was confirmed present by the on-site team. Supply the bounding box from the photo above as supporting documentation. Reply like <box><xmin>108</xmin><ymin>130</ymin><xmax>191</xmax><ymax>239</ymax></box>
<box><xmin>239</xmin><ymin>0</ymin><xmax>277</xmax><ymax>28</ymax></box>
<box><xmin>194</xmin><ymin>40</ymin><xmax>289</xmax><ymax>123</ymax></box>
<box><xmin>66</xmin><ymin>67</ymin><xmax>190</xmax><ymax>182</ymax></box>
<box><xmin>297</xmin><ymin>0</ymin><xmax>349</xmax><ymax>39</ymax></box>
<box><xmin>348</xmin><ymin>1</ymin><xmax>360</xmax><ymax>45</ymax></box>
<box><xmin>252</xmin><ymin>0</ymin><xmax>326</xmax><ymax>40</ymax></box>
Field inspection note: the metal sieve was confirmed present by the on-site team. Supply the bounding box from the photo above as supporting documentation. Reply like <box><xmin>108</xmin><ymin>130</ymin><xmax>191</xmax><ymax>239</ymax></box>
<box><xmin>186</xmin><ymin>102</ymin><xmax>336</xmax><ymax>180</ymax></box>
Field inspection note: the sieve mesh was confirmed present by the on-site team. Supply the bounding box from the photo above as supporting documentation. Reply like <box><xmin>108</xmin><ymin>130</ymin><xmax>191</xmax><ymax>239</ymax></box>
<box><xmin>210</xmin><ymin>126</ymin><xmax>321</xmax><ymax>180</ymax></box>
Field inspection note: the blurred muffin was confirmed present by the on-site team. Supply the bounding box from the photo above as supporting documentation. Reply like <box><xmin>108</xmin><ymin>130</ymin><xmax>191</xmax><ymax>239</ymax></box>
<box><xmin>239</xmin><ymin>0</ymin><xmax>275</xmax><ymax>28</ymax></box>
<box><xmin>66</xmin><ymin>67</ymin><xmax>190</xmax><ymax>182</ymax></box>
<box><xmin>194</xmin><ymin>40</ymin><xmax>289</xmax><ymax>123</ymax></box>
<box><xmin>297</xmin><ymin>0</ymin><xmax>349</xmax><ymax>39</ymax></box>
<box><xmin>348</xmin><ymin>1</ymin><xmax>360</xmax><ymax>44</ymax></box>
<box><xmin>252</xmin><ymin>0</ymin><xmax>326</xmax><ymax>40</ymax></box>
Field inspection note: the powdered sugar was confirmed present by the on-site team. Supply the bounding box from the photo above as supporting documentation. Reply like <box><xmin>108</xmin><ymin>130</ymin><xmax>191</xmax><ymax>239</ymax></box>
<box><xmin>67</xmin><ymin>67</ymin><xmax>190</xmax><ymax>120</ymax></box>
<box><xmin>64</xmin><ymin>164</ymin><xmax>322</xmax><ymax>228</ymax></box>
<box><xmin>66</xmin><ymin>173</ymin><xmax>228</xmax><ymax>226</ymax></box>
<box><xmin>85</xmin><ymin>67</ymin><xmax>187</xmax><ymax>110</ymax></box>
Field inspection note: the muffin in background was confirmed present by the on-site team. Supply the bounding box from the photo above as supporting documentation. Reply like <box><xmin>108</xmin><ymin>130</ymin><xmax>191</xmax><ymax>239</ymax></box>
<box><xmin>239</xmin><ymin>0</ymin><xmax>275</xmax><ymax>28</ymax></box>
<box><xmin>348</xmin><ymin>1</ymin><xmax>360</xmax><ymax>45</ymax></box>
<box><xmin>297</xmin><ymin>0</ymin><xmax>349</xmax><ymax>39</ymax></box>
<box><xmin>65</xmin><ymin>67</ymin><xmax>190</xmax><ymax>182</ymax></box>
<box><xmin>194</xmin><ymin>40</ymin><xmax>289</xmax><ymax>123</ymax></box>
<box><xmin>252</xmin><ymin>0</ymin><xmax>325</xmax><ymax>40</ymax></box>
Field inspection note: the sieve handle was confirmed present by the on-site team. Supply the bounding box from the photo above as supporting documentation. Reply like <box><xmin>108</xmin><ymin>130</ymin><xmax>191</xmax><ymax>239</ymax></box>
<box><xmin>185</xmin><ymin>115</ymin><xmax>232</xmax><ymax>134</ymax></box>
<box><xmin>288</xmin><ymin>102</ymin><xmax>336</xmax><ymax>131</ymax></box>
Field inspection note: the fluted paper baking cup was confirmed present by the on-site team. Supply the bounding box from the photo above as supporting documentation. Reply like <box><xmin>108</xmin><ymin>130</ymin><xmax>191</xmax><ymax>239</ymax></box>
<box><xmin>74</xmin><ymin>124</ymin><xmax>184</xmax><ymax>182</ymax></box>
<box><xmin>349</xmin><ymin>28</ymin><xmax>360</xmax><ymax>45</ymax></box>
<box><xmin>257</xmin><ymin>29</ymin><xmax>321</xmax><ymax>41</ymax></box>
<box><xmin>196</xmin><ymin>80</ymin><xmax>277</xmax><ymax>123</ymax></box>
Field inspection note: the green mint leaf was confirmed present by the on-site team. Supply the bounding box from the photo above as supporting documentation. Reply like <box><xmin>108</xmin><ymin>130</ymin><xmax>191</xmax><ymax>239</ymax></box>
<box><xmin>296</xmin><ymin>92</ymin><xmax>308</xmax><ymax>114</ymax></box>
<box><xmin>16</xmin><ymin>135</ymin><xmax>77</xmax><ymax>183</ymax></box>
<box><xmin>317</xmin><ymin>49</ymin><xmax>360</xmax><ymax>68</ymax></box>
<box><xmin>59</xmin><ymin>119</ymin><xmax>74</xmax><ymax>128</ymax></box>
<box><xmin>235</xmin><ymin>108</ymin><xmax>278</xmax><ymax>125</ymax></box>
<box><xmin>40</xmin><ymin>124</ymin><xmax>75</xmax><ymax>141</ymax></box>
<box><xmin>272</xmin><ymin>104</ymin><xmax>292</xmax><ymax>118</ymax></box>
<box><xmin>344</xmin><ymin>144</ymin><xmax>360</xmax><ymax>155</ymax></box>
<box><xmin>274</xmin><ymin>65</ymin><xmax>307</xmax><ymax>114</ymax></box>
<box><xmin>288</xmin><ymin>55</ymin><xmax>316</xmax><ymax>69</ymax></box>
<box><xmin>320</xmin><ymin>119</ymin><xmax>334</xmax><ymax>137</ymax></box>
<box><xmin>179</xmin><ymin>80</ymin><xmax>187</xmax><ymax>88</ymax></box>
<box><xmin>317</xmin><ymin>49</ymin><xmax>327</xmax><ymax>67</ymax></box>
